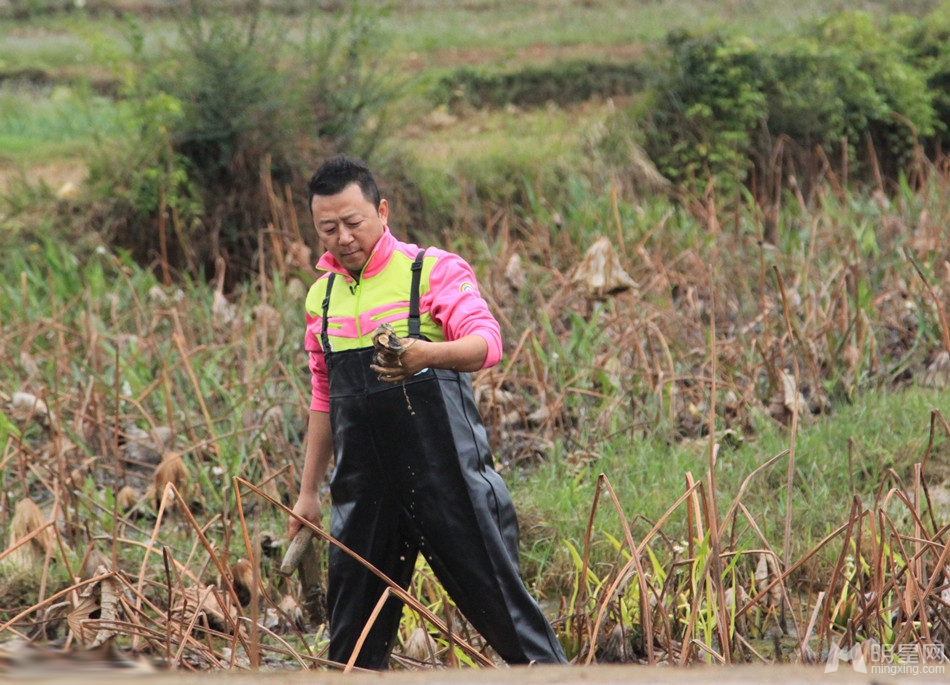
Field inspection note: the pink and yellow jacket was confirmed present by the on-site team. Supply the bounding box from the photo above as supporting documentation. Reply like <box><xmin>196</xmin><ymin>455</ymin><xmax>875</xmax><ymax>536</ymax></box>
<box><xmin>304</xmin><ymin>227</ymin><xmax>503</xmax><ymax>412</ymax></box>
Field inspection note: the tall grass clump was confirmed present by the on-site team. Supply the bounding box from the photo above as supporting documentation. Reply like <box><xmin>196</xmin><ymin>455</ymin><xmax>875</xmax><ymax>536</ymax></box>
<box><xmin>68</xmin><ymin>1</ymin><xmax>403</xmax><ymax>290</ymax></box>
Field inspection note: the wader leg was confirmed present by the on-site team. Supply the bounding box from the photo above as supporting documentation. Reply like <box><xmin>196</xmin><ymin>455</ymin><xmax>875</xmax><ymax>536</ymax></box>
<box><xmin>415</xmin><ymin>459</ymin><xmax>567</xmax><ymax>664</ymax></box>
<box><xmin>326</xmin><ymin>495</ymin><xmax>418</xmax><ymax>669</ymax></box>
<box><xmin>375</xmin><ymin>371</ymin><xmax>567</xmax><ymax>665</ymax></box>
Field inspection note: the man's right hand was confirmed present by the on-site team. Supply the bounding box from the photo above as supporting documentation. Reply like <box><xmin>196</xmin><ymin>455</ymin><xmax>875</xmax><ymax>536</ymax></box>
<box><xmin>289</xmin><ymin>492</ymin><xmax>323</xmax><ymax>540</ymax></box>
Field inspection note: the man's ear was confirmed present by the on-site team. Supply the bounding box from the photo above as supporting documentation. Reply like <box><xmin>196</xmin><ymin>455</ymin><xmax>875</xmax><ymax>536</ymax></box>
<box><xmin>378</xmin><ymin>198</ymin><xmax>389</xmax><ymax>222</ymax></box>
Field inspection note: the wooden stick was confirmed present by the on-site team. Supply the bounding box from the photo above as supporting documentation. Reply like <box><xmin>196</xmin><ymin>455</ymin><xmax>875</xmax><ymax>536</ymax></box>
<box><xmin>278</xmin><ymin>527</ymin><xmax>327</xmax><ymax>627</ymax></box>
<box><xmin>279</xmin><ymin>528</ymin><xmax>314</xmax><ymax>577</ymax></box>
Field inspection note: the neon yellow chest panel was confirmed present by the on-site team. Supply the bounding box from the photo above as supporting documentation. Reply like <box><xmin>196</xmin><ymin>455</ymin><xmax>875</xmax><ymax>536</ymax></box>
<box><xmin>305</xmin><ymin>252</ymin><xmax>445</xmax><ymax>352</ymax></box>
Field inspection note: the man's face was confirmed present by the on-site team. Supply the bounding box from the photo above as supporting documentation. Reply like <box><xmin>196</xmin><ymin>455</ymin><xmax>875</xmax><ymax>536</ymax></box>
<box><xmin>311</xmin><ymin>182</ymin><xmax>388</xmax><ymax>276</ymax></box>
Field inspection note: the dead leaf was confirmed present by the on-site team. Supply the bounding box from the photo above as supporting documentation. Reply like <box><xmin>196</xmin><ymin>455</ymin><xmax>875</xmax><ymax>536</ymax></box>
<box><xmin>504</xmin><ymin>253</ymin><xmax>526</xmax><ymax>292</ymax></box>
<box><xmin>116</xmin><ymin>486</ymin><xmax>141</xmax><ymax>514</ymax></box>
<box><xmin>769</xmin><ymin>371</ymin><xmax>806</xmax><ymax>426</ymax></box>
<box><xmin>80</xmin><ymin>549</ymin><xmax>113</xmax><ymax>581</ymax></box>
<box><xmin>91</xmin><ymin>571</ymin><xmax>121</xmax><ymax>648</ymax></box>
<box><xmin>754</xmin><ymin>553</ymin><xmax>769</xmax><ymax>595</ymax></box>
<box><xmin>151</xmin><ymin>451</ymin><xmax>188</xmax><ymax>508</ymax></box>
<box><xmin>67</xmin><ymin>595</ymin><xmax>100</xmax><ymax>647</ymax></box>
<box><xmin>18</xmin><ymin>351</ymin><xmax>40</xmax><ymax>378</ymax></box>
<box><xmin>69</xmin><ymin>564</ymin><xmax>120</xmax><ymax>648</ymax></box>
<box><xmin>5</xmin><ymin>499</ymin><xmax>55</xmax><ymax>568</ymax></box>
<box><xmin>923</xmin><ymin>350</ymin><xmax>949</xmax><ymax>389</ymax></box>
<box><xmin>8</xmin><ymin>392</ymin><xmax>52</xmax><ymax>426</ymax></box>
<box><xmin>570</xmin><ymin>236</ymin><xmax>638</xmax><ymax>299</ymax></box>
<box><xmin>252</xmin><ymin>303</ymin><xmax>282</xmax><ymax>338</ymax></box>
<box><xmin>171</xmin><ymin>585</ymin><xmax>237</xmax><ymax>634</ymax></box>
<box><xmin>403</xmin><ymin>626</ymin><xmax>438</xmax><ymax>662</ymax></box>
<box><xmin>228</xmin><ymin>559</ymin><xmax>255</xmax><ymax>608</ymax></box>
<box><xmin>261</xmin><ymin>594</ymin><xmax>305</xmax><ymax>634</ymax></box>
<box><xmin>285</xmin><ymin>240</ymin><xmax>313</xmax><ymax>272</ymax></box>
<box><xmin>597</xmin><ymin>623</ymin><xmax>632</xmax><ymax>663</ymax></box>
<box><xmin>123</xmin><ymin>424</ymin><xmax>171</xmax><ymax>465</ymax></box>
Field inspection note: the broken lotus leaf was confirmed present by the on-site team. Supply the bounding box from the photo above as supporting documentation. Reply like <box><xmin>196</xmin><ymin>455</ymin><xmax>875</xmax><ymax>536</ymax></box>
<box><xmin>570</xmin><ymin>236</ymin><xmax>638</xmax><ymax>298</ymax></box>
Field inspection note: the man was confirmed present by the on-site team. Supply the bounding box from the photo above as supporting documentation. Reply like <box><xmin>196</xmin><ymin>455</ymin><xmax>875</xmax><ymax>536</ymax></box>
<box><xmin>289</xmin><ymin>155</ymin><xmax>567</xmax><ymax>669</ymax></box>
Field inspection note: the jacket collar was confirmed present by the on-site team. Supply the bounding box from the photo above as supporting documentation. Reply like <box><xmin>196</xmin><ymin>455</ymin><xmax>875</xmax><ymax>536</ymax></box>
<box><xmin>315</xmin><ymin>226</ymin><xmax>395</xmax><ymax>280</ymax></box>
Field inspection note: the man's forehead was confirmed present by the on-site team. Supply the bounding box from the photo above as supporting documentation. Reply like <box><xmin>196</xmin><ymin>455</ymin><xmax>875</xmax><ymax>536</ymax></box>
<box><xmin>317</xmin><ymin>207</ymin><xmax>364</xmax><ymax>222</ymax></box>
<box><xmin>312</xmin><ymin>185</ymin><xmax>373</xmax><ymax>213</ymax></box>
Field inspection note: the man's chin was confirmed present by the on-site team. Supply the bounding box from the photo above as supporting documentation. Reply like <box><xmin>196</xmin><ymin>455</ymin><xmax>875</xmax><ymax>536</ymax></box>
<box><xmin>340</xmin><ymin>256</ymin><xmax>365</xmax><ymax>272</ymax></box>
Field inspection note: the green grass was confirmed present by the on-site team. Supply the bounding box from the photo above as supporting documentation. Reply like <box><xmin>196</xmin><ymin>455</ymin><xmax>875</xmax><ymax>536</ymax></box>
<box><xmin>0</xmin><ymin>24</ymin><xmax>95</xmax><ymax>72</ymax></box>
<box><xmin>1</xmin><ymin>0</ymin><xmax>942</xmax><ymax>75</ymax></box>
<box><xmin>381</xmin><ymin>0</ymin><xmax>943</xmax><ymax>56</ymax></box>
<box><xmin>0</xmin><ymin>12</ymin><xmax>173</xmax><ymax>73</ymax></box>
<box><xmin>0</xmin><ymin>84</ymin><xmax>125</xmax><ymax>165</ymax></box>
<box><xmin>384</xmin><ymin>101</ymin><xmax>603</xmax><ymax>229</ymax></box>
<box><xmin>512</xmin><ymin>383</ymin><xmax>949</xmax><ymax>594</ymax></box>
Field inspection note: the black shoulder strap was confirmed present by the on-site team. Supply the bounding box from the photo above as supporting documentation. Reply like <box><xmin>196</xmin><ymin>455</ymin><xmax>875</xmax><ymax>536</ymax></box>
<box><xmin>408</xmin><ymin>249</ymin><xmax>427</xmax><ymax>339</ymax></box>
<box><xmin>320</xmin><ymin>273</ymin><xmax>336</xmax><ymax>352</ymax></box>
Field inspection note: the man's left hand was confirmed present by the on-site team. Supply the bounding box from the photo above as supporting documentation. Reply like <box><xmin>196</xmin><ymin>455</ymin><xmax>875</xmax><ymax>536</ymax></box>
<box><xmin>371</xmin><ymin>336</ymin><xmax>426</xmax><ymax>382</ymax></box>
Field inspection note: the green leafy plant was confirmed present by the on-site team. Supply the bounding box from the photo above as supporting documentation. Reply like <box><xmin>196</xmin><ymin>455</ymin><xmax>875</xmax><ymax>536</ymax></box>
<box><xmin>765</xmin><ymin>11</ymin><xmax>936</xmax><ymax>176</ymax></box>
<box><xmin>906</xmin><ymin>0</ymin><xmax>950</xmax><ymax>146</ymax></box>
<box><xmin>643</xmin><ymin>30</ymin><xmax>767</xmax><ymax>193</ymax></box>
<box><xmin>299</xmin><ymin>1</ymin><xmax>404</xmax><ymax>160</ymax></box>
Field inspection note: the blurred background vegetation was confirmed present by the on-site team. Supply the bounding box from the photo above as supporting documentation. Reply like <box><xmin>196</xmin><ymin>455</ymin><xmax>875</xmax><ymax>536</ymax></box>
<box><xmin>3</xmin><ymin>0</ymin><xmax>950</xmax><ymax>278</ymax></box>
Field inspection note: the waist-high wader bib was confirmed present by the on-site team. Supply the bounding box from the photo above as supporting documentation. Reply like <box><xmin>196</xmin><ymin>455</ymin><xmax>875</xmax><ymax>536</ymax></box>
<box><xmin>321</xmin><ymin>250</ymin><xmax>567</xmax><ymax>669</ymax></box>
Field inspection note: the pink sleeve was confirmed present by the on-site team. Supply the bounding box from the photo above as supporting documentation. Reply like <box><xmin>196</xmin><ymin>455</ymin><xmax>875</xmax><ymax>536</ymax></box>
<box><xmin>305</xmin><ymin>312</ymin><xmax>330</xmax><ymax>412</ymax></box>
<box><xmin>424</xmin><ymin>252</ymin><xmax>503</xmax><ymax>369</ymax></box>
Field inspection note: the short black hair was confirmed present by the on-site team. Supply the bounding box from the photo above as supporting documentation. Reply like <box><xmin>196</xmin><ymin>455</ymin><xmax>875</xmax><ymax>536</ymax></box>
<box><xmin>306</xmin><ymin>155</ymin><xmax>381</xmax><ymax>212</ymax></box>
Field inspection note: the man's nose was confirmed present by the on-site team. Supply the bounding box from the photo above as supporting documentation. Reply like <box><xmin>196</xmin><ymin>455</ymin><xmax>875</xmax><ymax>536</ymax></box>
<box><xmin>338</xmin><ymin>227</ymin><xmax>355</xmax><ymax>244</ymax></box>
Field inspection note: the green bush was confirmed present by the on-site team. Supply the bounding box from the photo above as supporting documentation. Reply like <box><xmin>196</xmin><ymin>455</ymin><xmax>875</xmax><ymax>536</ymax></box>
<box><xmin>166</xmin><ymin>0</ymin><xmax>301</xmax><ymax>281</ymax></box>
<box><xmin>300</xmin><ymin>3</ymin><xmax>404</xmax><ymax>159</ymax></box>
<box><xmin>640</xmin><ymin>10</ymin><xmax>940</xmax><ymax>196</ymax></box>
<box><xmin>765</xmin><ymin>12</ymin><xmax>936</xmax><ymax>172</ymax></box>
<box><xmin>82</xmin><ymin>14</ymin><xmax>202</xmax><ymax>275</ymax></box>
<box><xmin>79</xmin><ymin>1</ymin><xmax>400</xmax><ymax>287</ymax></box>
<box><xmin>905</xmin><ymin>0</ymin><xmax>950</xmax><ymax>146</ymax></box>
<box><xmin>642</xmin><ymin>30</ymin><xmax>767</xmax><ymax>192</ymax></box>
